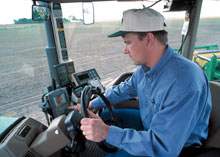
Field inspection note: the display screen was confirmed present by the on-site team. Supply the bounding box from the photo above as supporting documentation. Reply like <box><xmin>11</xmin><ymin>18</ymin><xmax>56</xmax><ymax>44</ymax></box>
<box><xmin>53</xmin><ymin>93</ymin><xmax>66</xmax><ymax>107</ymax></box>
<box><xmin>56</xmin><ymin>65</ymin><xmax>69</xmax><ymax>86</ymax></box>
<box><xmin>78</xmin><ymin>73</ymin><xmax>89</xmax><ymax>81</ymax></box>
<box><xmin>56</xmin><ymin>64</ymin><xmax>66</xmax><ymax>74</ymax></box>
<box><xmin>67</xmin><ymin>62</ymin><xmax>75</xmax><ymax>73</ymax></box>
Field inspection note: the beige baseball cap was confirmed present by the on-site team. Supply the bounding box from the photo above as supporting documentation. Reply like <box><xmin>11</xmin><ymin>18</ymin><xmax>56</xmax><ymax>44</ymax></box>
<box><xmin>108</xmin><ymin>7</ymin><xmax>165</xmax><ymax>38</ymax></box>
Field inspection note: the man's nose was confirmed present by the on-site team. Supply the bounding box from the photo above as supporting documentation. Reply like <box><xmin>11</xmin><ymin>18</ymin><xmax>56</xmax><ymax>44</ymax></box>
<box><xmin>124</xmin><ymin>45</ymin><xmax>129</xmax><ymax>54</ymax></box>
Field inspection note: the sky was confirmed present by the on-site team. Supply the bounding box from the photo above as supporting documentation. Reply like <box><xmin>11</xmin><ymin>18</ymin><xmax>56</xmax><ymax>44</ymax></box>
<box><xmin>0</xmin><ymin>0</ymin><xmax>219</xmax><ymax>25</ymax></box>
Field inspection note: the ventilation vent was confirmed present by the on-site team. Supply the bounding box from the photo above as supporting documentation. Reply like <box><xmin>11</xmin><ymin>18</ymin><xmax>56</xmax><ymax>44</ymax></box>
<box><xmin>24</xmin><ymin>151</ymin><xmax>35</xmax><ymax>157</ymax></box>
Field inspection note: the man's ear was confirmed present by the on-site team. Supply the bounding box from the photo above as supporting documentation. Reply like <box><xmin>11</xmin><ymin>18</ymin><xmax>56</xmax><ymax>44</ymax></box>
<box><xmin>146</xmin><ymin>33</ymin><xmax>155</xmax><ymax>45</ymax></box>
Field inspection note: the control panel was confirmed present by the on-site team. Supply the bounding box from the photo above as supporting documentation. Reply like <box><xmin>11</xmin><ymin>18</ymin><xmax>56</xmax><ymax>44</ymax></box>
<box><xmin>51</xmin><ymin>3</ymin><xmax>69</xmax><ymax>62</ymax></box>
<box><xmin>71</xmin><ymin>86</ymin><xmax>84</xmax><ymax>104</ymax></box>
<box><xmin>54</xmin><ymin>61</ymin><xmax>75</xmax><ymax>88</ymax></box>
<box><xmin>46</xmin><ymin>88</ymin><xmax>71</xmax><ymax>118</ymax></box>
<box><xmin>72</xmin><ymin>68</ymin><xmax>100</xmax><ymax>86</ymax></box>
<box><xmin>48</xmin><ymin>65</ymin><xmax>102</xmax><ymax>105</ymax></box>
<box><xmin>0</xmin><ymin>118</ymin><xmax>47</xmax><ymax>157</ymax></box>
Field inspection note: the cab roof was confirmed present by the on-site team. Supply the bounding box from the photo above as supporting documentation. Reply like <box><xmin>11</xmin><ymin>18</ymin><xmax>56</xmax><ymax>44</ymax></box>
<box><xmin>35</xmin><ymin>0</ymin><xmax>192</xmax><ymax>4</ymax></box>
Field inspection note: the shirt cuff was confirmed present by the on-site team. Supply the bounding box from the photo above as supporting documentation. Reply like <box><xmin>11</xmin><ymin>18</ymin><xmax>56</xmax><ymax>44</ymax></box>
<box><xmin>91</xmin><ymin>97</ymin><xmax>106</xmax><ymax>110</ymax></box>
<box><xmin>106</xmin><ymin>125</ymin><xmax>124</xmax><ymax>147</ymax></box>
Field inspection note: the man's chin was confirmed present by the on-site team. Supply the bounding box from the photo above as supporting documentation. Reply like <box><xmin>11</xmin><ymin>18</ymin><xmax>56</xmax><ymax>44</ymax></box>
<box><xmin>130</xmin><ymin>58</ymin><xmax>143</xmax><ymax>66</ymax></box>
<box><xmin>133</xmin><ymin>61</ymin><xmax>142</xmax><ymax>66</ymax></box>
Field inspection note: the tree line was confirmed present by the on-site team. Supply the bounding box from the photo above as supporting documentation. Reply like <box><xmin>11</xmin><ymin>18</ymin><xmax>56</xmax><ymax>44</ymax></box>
<box><xmin>14</xmin><ymin>18</ymin><xmax>70</xmax><ymax>24</ymax></box>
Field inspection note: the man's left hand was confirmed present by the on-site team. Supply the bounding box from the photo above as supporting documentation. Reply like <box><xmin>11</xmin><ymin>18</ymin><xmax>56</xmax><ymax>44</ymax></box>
<box><xmin>80</xmin><ymin>110</ymin><xmax>110</xmax><ymax>142</ymax></box>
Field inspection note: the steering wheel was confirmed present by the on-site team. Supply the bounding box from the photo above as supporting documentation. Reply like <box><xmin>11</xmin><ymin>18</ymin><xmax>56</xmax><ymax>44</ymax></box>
<box><xmin>81</xmin><ymin>85</ymin><xmax>118</xmax><ymax>153</ymax></box>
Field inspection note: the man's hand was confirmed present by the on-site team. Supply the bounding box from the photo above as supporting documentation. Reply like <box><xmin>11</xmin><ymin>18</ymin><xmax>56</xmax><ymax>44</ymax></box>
<box><xmin>68</xmin><ymin>102</ymin><xmax>93</xmax><ymax>114</ymax></box>
<box><xmin>80</xmin><ymin>110</ymin><xmax>110</xmax><ymax>142</ymax></box>
<box><xmin>68</xmin><ymin>103</ymin><xmax>82</xmax><ymax>113</ymax></box>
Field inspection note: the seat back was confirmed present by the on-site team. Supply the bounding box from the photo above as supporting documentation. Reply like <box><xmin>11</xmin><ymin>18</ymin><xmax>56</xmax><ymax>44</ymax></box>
<box><xmin>112</xmin><ymin>72</ymin><xmax>139</xmax><ymax>109</ymax></box>
<box><xmin>204</xmin><ymin>81</ymin><xmax>220</xmax><ymax>149</ymax></box>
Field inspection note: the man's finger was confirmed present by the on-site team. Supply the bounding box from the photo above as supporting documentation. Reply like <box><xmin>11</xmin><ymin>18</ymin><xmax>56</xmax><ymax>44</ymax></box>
<box><xmin>68</xmin><ymin>106</ymin><xmax>76</xmax><ymax>109</ymax></box>
<box><xmin>80</xmin><ymin>118</ymin><xmax>90</xmax><ymax>125</ymax></box>
<box><xmin>80</xmin><ymin>124</ymin><xmax>88</xmax><ymax>131</ymax></box>
<box><xmin>87</xmin><ymin>109</ymin><xmax>99</xmax><ymax>119</ymax></box>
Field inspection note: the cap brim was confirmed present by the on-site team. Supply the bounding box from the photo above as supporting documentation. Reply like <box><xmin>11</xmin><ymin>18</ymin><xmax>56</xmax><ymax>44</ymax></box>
<box><xmin>108</xmin><ymin>31</ymin><xmax>132</xmax><ymax>38</ymax></box>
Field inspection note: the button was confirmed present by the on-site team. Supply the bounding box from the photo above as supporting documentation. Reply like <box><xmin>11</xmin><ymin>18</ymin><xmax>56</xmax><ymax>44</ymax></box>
<box><xmin>55</xmin><ymin>130</ymin><xmax>60</xmax><ymax>135</ymax></box>
<box><xmin>151</xmin><ymin>99</ymin><xmax>155</xmax><ymax>104</ymax></box>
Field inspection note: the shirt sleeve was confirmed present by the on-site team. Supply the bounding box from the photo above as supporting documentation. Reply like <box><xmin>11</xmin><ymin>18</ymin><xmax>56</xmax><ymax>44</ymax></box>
<box><xmin>106</xmin><ymin>89</ymin><xmax>211</xmax><ymax>156</ymax></box>
<box><xmin>92</xmin><ymin>73</ymin><xmax>138</xmax><ymax>110</ymax></box>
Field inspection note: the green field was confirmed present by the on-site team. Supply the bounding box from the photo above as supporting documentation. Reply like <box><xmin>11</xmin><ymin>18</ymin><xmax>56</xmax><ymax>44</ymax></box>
<box><xmin>0</xmin><ymin>18</ymin><xmax>220</xmax><ymax>121</ymax></box>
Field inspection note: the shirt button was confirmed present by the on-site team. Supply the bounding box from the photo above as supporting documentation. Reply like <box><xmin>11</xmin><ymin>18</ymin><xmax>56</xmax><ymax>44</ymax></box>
<box><xmin>148</xmin><ymin>77</ymin><xmax>150</xmax><ymax>81</ymax></box>
<box><xmin>151</xmin><ymin>98</ymin><xmax>155</xmax><ymax>104</ymax></box>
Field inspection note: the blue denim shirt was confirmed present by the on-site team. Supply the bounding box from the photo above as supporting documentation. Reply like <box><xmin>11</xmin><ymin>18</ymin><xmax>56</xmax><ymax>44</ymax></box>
<box><xmin>92</xmin><ymin>45</ymin><xmax>211</xmax><ymax>156</ymax></box>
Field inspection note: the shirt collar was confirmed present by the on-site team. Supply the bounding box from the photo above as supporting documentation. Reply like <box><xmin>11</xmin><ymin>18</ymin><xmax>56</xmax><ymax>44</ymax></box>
<box><xmin>141</xmin><ymin>45</ymin><xmax>174</xmax><ymax>76</ymax></box>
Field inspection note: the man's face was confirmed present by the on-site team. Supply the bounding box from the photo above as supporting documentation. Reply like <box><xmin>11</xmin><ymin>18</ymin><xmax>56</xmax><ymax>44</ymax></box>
<box><xmin>123</xmin><ymin>33</ymin><xmax>148</xmax><ymax>66</ymax></box>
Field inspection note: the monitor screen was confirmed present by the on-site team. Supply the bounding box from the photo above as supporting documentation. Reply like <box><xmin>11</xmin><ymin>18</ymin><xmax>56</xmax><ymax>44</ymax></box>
<box><xmin>55</xmin><ymin>64</ymin><xmax>69</xmax><ymax>87</ymax></box>
<box><xmin>56</xmin><ymin>64</ymin><xmax>67</xmax><ymax>75</ymax></box>
<box><xmin>67</xmin><ymin>62</ymin><xmax>75</xmax><ymax>73</ymax></box>
<box><xmin>53</xmin><ymin>93</ymin><xmax>66</xmax><ymax>107</ymax></box>
<box><xmin>78</xmin><ymin>73</ymin><xmax>90</xmax><ymax>81</ymax></box>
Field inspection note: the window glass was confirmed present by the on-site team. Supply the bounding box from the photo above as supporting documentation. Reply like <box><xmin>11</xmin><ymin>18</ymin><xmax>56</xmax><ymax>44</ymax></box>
<box><xmin>0</xmin><ymin>0</ymin><xmax>219</xmax><ymax>123</ymax></box>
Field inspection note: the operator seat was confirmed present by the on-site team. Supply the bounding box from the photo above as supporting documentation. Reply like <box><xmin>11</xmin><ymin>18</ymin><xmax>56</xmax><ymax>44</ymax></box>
<box><xmin>202</xmin><ymin>81</ymin><xmax>220</xmax><ymax>151</ymax></box>
<box><xmin>181</xmin><ymin>81</ymin><xmax>220</xmax><ymax>156</ymax></box>
<box><xmin>112</xmin><ymin>72</ymin><xmax>139</xmax><ymax>109</ymax></box>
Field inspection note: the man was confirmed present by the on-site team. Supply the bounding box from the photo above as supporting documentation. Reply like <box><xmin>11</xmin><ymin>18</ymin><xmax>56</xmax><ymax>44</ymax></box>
<box><xmin>70</xmin><ymin>7</ymin><xmax>211</xmax><ymax>156</ymax></box>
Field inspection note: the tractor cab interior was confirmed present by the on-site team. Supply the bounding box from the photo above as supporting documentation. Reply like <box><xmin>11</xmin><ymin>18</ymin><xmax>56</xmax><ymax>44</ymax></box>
<box><xmin>0</xmin><ymin>0</ymin><xmax>220</xmax><ymax>156</ymax></box>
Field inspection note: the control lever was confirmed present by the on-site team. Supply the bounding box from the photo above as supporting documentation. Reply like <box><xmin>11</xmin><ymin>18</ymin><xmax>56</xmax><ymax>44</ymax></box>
<box><xmin>71</xmin><ymin>89</ymin><xmax>81</xmax><ymax>104</ymax></box>
<box><xmin>65</xmin><ymin>110</ymin><xmax>86</xmax><ymax>153</ymax></box>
